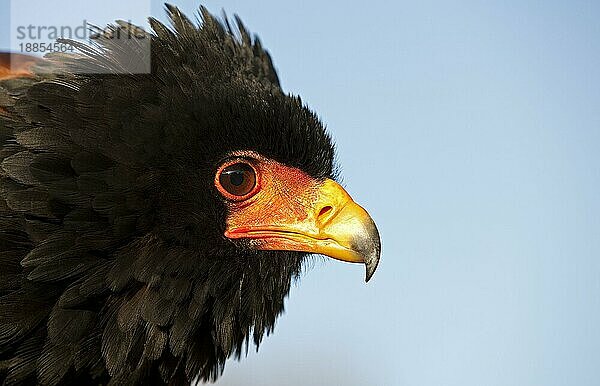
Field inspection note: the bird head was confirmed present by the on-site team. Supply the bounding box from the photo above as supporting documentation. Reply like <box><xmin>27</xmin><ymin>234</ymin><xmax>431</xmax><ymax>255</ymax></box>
<box><xmin>139</xmin><ymin>16</ymin><xmax>381</xmax><ymax>282</ymax></box>
<box><xmin>0</xmin><ymin>5</ymin><xmax>381</xmax><ymax>383</ymax></box>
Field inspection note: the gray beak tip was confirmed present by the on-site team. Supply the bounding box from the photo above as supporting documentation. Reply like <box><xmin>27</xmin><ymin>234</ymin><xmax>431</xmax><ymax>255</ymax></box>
<box><xmin>363</xmin><ymin>221</ymin><xmax>381</xmax><ymax>283</ymax></box>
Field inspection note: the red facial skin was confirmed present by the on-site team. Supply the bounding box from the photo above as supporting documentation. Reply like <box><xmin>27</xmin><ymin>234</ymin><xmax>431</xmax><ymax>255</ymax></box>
<box><xmin>216</xmin><ymin>151</ymin><xmax>324</xmax><ymax>251</ymax></box>
<box><xmin>215</xmin><ymin>151</ymin><xmax>381</xmax><ymax>282</ymax></box>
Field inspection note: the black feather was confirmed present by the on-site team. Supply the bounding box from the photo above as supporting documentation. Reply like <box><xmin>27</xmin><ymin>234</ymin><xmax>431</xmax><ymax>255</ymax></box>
<box><xmin>0</xmin><ymin>4</ymin><xmax>335</xmax><ymax>385</ymax></box>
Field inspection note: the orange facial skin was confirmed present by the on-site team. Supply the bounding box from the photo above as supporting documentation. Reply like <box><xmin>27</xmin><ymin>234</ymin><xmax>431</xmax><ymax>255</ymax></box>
<box><xmin>220</xmin><ymin>153</ymin><xmax>319</xmax><ymax>240</ymax></box>
<box><xmin>216</xmin><ymin>151</ymin><xmax>381</xmax><ymax>282</ymax></box>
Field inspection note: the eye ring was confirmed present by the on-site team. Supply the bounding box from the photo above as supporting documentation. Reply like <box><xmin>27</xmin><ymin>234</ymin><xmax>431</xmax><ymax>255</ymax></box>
<box><xmin>215</xmin><ymin>160</ymin><xmax>259</xmax><ymax>200</ymax></box>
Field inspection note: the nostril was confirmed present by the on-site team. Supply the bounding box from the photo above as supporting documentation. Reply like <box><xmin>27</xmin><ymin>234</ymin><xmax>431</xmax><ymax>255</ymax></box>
<box><xmin>317</xmin><ymin>205</ymin><xmax>334</xmax><ymax>223</ymax></box>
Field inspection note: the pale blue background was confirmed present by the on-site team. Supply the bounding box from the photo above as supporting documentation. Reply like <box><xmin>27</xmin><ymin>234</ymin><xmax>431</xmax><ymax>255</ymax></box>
<box><xmin>2</xmin><ymin>1</ymin><xmax>599</xmax><ymax>385</ymax></box>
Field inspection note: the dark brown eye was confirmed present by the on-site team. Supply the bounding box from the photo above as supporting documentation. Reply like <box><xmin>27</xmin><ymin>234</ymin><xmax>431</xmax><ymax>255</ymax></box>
<box><xmin>218</xmin><ymin>162</ymin><xmax>257</xmax><ymax>198</ymax></box>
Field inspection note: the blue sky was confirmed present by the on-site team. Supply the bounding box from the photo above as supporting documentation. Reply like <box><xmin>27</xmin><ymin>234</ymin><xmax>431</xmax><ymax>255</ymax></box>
<box><xmin>2</xmin><ymin>1</ymin><xmax>600</xmax><ymax>385</ymax></box>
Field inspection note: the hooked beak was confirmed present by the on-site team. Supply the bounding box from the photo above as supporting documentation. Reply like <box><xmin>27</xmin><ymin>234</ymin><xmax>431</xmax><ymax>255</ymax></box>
<box><xmin>225</xmin><ymin>179</ymin><xmax>381</xmax><ymax>282</ymax></box>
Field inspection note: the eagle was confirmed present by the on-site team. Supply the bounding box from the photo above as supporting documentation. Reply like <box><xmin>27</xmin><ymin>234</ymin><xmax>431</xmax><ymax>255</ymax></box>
<box><xmin>0</xmin><ymin>5</ymin><xmax>380</xmax><ymax>385</ymax></box>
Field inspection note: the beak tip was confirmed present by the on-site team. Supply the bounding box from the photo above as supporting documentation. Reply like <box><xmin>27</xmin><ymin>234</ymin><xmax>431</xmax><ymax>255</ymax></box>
<box><xmin>364</xmin><ymin>251</ymin><xmax>380</xmax><ymax>283</ymax></box>
<box><xmin>364</xmin><ymin>216</ymin><xmax>381</xmax><ymax>283</ymax></box>
<box><xmin>362</xmin><ymin>234</ymin><xmax>381</xmax><ymax>283</ymax></box>
<box><xmin>365</xmin><ymin>269</ymin><xmax>374</xmax><ymax>283</ymax></box>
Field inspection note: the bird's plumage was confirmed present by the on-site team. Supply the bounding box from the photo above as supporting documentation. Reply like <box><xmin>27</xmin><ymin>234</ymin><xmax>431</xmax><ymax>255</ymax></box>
<box><xmin>0</xmin><ymin>5</ymin><xmax>380</xmax><ymax>386</ymax></box>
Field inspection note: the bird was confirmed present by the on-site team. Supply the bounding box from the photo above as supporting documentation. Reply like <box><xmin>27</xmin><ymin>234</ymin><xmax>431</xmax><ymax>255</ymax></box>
<box><xmin>0</xmin><ymin>5</ymin><xmax>380</xmax><ymax>385</ymax></box>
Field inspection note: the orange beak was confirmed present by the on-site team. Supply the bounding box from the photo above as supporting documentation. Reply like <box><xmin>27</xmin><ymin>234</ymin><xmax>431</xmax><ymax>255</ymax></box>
<box><xmin>224</xmin><ymin>163</ymin><xmax>381</xmax><ymax>282</ymax></box>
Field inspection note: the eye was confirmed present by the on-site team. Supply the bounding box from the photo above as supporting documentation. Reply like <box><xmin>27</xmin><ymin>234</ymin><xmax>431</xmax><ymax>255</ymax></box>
<box><xmin>217</xmin><ymin>162</ymin><xmax>257</xmax><ymax>199</ymax></box>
